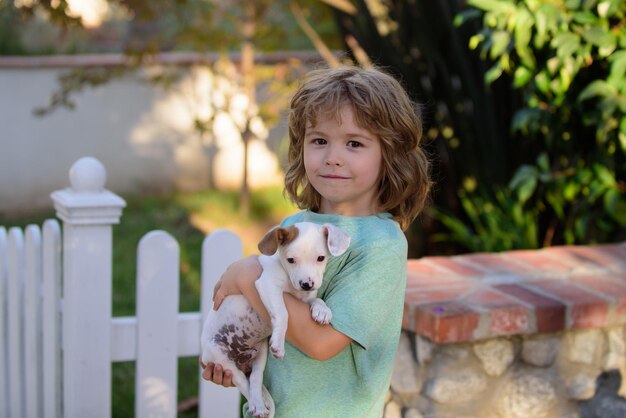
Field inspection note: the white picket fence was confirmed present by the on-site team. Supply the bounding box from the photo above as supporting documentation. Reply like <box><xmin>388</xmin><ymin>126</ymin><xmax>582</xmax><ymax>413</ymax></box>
<box><xmin>0</xmin><ymin>157</ymin><xmax>242</xmax><ymax>418</ymax></box>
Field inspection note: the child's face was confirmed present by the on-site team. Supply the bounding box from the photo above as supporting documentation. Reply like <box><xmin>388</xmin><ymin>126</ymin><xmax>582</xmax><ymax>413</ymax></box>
<box><xmin>303</xmin><ymin>104</ymin><xmax>383</xmax><ymax>217</ymax></box>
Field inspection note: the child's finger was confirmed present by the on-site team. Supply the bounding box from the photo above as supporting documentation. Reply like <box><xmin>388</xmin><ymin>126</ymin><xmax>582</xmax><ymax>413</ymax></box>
<box><xmin>222</xmin><ymin>369</ymin><xmax>233</xmax><ymax>387</ymax></box>
<box><xmin>213</xmin><ymin>290</ymin><xmax>224</xmax><ymax>310</ymax></box>
<box><xmin>212</xmin><ymin>364</ymin><xmax>225</xmax><ymax>384</ymax></box>
<box><xmin>201</xmin><ymin>363</ymin><xmax>215</xmax><ymax>381</ymax></box>
<box><xmin>212</xmin><ymin>280</ymin><xmax>223</xmax><ymax>302</ymax></box>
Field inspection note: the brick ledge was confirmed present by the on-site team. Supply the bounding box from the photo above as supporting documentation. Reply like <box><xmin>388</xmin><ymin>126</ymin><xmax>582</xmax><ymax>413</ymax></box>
<box><xmin>403</xmin><ymin>242</ymin><xmax>626</xmax><ymax>343</ymax></box>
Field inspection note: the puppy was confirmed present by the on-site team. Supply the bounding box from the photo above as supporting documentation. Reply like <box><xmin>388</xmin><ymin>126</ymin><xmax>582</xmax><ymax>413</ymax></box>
<box><xmin>201</xmin><ymin>222</ymin><xmax>350</xmax><ymax>418</ymax></box>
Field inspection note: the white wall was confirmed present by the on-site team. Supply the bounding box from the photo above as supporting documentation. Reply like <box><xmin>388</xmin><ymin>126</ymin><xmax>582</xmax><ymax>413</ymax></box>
<box><xmin>0</xmin><ymin>54</ymin><xmax>291</xmax><ymax>214</ymax></box>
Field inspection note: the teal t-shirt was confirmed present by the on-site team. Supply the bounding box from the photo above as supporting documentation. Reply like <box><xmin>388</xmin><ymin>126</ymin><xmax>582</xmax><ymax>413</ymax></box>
<box><xmin>244</xmin><ymin>210</ymin><xmax>408</xmax><ymax>418</ymax></box>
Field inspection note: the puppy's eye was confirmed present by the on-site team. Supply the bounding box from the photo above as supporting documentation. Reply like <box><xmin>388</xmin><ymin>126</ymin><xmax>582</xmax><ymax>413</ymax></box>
<box><xmin>287</xmin><ymin>257</ymin><xmax>295</xmax><ymax>264</ymax></box>
<box><xmin>317</xmin><ymin>256</ymin><xmax>325</xmax><ymax>262</ymax></box>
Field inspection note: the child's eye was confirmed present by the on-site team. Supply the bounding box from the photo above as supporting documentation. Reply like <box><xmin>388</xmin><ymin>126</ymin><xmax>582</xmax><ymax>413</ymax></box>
<box><xmin>287</xmin><ymin>257</ymin><xmax>295</xmax><ymax>264</ymax></box>
<box><xmin>347</xmin><ymin>140</ymin><xmax>363</xmax><ymax>148</ymax></box>
<box><xmin>313</xmin><ymin>138</ymin><xmax>327</xmax><ymax>145</ymax></box>
<box><xmin>317</xmin><ymin>256</ymin><xmax>325</xmax><ymax>262</ymax></box>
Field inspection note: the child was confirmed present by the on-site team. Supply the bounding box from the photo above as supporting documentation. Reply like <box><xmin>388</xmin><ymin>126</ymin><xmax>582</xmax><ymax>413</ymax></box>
<box><xmin>202</xmin><ymin>65</ymin><xmax>431</xmax><ymax>417</ymax></box>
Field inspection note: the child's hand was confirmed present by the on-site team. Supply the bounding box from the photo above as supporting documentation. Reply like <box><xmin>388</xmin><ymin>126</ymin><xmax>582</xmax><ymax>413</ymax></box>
<box><xmin>199</xmin><ymin>358</ymin><xmax>234</xmax><ymax>387</ymax></box>
<box><xmin>213</xmin><ymin>255</ymin><xmax>262</xmax><ymax>310</ymax></box>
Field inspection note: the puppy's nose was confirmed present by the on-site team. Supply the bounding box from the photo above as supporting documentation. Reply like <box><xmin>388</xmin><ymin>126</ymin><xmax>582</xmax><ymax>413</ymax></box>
<box><xmin>300</xmin><ymin>281</ymin><xmax>313</xmax><ymax>291</ymax></box>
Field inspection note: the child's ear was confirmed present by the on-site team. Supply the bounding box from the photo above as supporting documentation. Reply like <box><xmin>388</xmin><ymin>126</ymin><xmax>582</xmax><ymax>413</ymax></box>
<box><xmin>321</xmin><ymin>224</ymin><xmax>350</xmax><ymax>256</ymax></box>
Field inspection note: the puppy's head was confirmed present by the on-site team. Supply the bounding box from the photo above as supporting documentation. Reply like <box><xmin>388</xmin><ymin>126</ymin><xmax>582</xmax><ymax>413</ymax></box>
<box><xmin>258</xmin><ymin>222</ymin><xmax>350</xmax><ymax>292</ymax></box>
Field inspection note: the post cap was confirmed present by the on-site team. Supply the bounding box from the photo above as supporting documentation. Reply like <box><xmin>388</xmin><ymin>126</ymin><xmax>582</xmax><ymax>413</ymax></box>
<box><xmin>69</xmin><ymin>156</ymin><xmax>107</xmax><ymax>192</ymax></box>
<box><xmin>51</xmin><ymin>157</ymin><xmax>126</xmax><ymax>225</ymax></box>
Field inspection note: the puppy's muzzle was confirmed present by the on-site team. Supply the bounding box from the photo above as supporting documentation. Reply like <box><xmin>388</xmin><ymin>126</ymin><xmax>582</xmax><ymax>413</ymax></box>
<box><xmin>299</xmin><ymin>280</ymin><xmax>314</xmax><ymax>291</ymax></box>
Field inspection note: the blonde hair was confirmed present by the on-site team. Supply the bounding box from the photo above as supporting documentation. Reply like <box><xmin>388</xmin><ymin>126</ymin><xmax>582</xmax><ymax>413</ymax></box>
<box><xmin>284</xmin><ymin>65</ymin><xmax>431</xmax><ymax>230</ymax></box>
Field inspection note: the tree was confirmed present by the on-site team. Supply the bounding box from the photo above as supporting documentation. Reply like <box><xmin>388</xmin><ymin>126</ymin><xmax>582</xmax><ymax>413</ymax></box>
<box><xmin>4</xmin><ymin>0</ymin><xmax>340</xmax><ymax>215</ymax></box>
<box><xmin>321</xmin><ymin>0</ymin><xmax>625</xmax><ymax>253</ymax></box>
<box><xmin>452</xmin><ymin>0</ymin><xmax>626</xmax><ymax>249</ymax></box>
<box><xmin>320</xmin><ymin>0</ymin><xmax>513</xmax><ymax>255</ymax></box>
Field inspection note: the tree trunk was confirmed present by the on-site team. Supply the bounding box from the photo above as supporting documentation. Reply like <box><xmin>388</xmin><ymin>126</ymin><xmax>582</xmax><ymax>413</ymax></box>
<box><xmin>239</xmin><ymin>2</ymin><xmax>256</xmax><ymax>216</ymax></box>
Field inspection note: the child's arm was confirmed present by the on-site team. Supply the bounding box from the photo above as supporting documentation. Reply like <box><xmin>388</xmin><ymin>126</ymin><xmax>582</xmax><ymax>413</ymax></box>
<box><xmin>283</xmin><ymin>293</ymin><xmax>352</xmax><ymax>361</ymax></box>
<box><xmin>212</xmin><ymin>255</ymin><xmax>271</xmax><ymax>323</ymax></box>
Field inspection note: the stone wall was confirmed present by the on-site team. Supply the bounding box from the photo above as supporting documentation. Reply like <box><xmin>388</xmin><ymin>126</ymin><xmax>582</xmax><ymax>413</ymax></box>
<box><xmin>386</xmin><ymin>242</ymin><xmax>626</xmax><ymax>418</ymax></box>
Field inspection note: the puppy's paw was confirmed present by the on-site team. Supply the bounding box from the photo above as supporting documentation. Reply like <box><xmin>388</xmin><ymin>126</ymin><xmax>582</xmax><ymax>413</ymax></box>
<box><xmin>269</xmin><ymin>336</ymin><xmax>285</xmax><ymax>359</ymax></box>
<box><xmin>311</xmin><ymin>301</ymin><xmax>332</xmax><ymax>324</ymax></box>
<box><xmin>248</xmin><ymin>397</ymin><xmax>270</xmax><ymax>418</ymax></box>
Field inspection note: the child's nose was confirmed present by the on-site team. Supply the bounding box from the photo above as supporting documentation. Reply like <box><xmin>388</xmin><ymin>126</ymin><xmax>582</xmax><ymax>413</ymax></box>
<box><xmin>324</xmin><ymin>147</ymin><xmax>343</xmax><ymax>166</ymax></box>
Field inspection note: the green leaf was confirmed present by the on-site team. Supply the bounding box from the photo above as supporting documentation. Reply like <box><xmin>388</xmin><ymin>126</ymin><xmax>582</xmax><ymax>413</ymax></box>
<box><xmin>575</xmin><ymin>215</ymin><xmax>589</xmax><ymax>241</ymax></box>
<box><xmin>603</xmin><ymin>189</ymin><xmax>620</xmax><ymax>219</ymax></box>
<box><xmin>609</xmin><ymin>50</ymin><xmax>626</xmax><ymax>80</ymax></box>
<box><xmin>517</xmin><ymin>176</ymin><xmax>538</xmax><ymax>203</ymax></box>
<box><xmin>583</xmin><ymin>27</ymin><xmax>616</xmax><ymax>48</ymax></box>
<box><xmin>578</xmin><ymin>80</ymin><xmax>616</xmax><ymax>101</ymax></box>
<box><xmin>563</xmin><ymin>181</ymin><xmax>580</xmax><ymax>201</ymax></box>
<box><xmin>468</xmin><ymin>0</ymin><xmax>516</xmax><ymax>13</ymax></box>
<box><xmin>485</xmin><ymin>64</ymin><xmax>503</xmax><ymax>83</ymax></box>
<box><xmin>546</xmin><ymin>192</ymin><xmax>565</xmax><ymax>218</ymax></box>
<box><xmin>572</xmin><ymin>11</ymin><xmax>598</xmax><ymax>24</ymax></box>
<box><xmin>594</xmin><ymin>164</ymin><xmax>617</xmax><ymax>187</ymax></box>
<box><xmin>490</xmin><ymin>30</ymin><xmax>511</xmax><ymax>58</ymax></box>
<box><xmin>535</xmin><ymin>71</ymin><xmax>551</xmax><ymax>94</ymax></box>
<box><xmin>576</xmin><ymin>168</ymin><xmax>594</xmax><ymax>185</ymax></box>
<box><xmin>469</xmin><ymin>34</ymin><xmax>484</xmax><ymax>50</ymax></box>
<box><xmin>513</xmin><ymin>66</ymin><xmax>533</xmax><ymax>87</ymax></box>
<box><xmin>454</xmin><ymin>9</ymin><xmax>483</xmax><ymax>27</ymax></box>
<box><xmin>552</xmin><ymin>33</ymin><xmax>581</xmax><ymax>59</ymax></box>
<box><xmin>582</xmin><ymin>0</ymin><xmax>599</xmax><ymax>11</ymax></box>
<box><xmin>534</xmin><ymin>8</ymin><xmax>548</xmax><ymax>48</ymax></box>
<box><xmin>509</xmin><ymin>164</ymin><xmax>538</xmax><ymax>188</ymax></box>
<box><xmin>538</xmin><ymin>2</ymin><xmax>559</xmax><ymax>33</ymax></box>
<box><xmin>511</xmin><ymin>108</ymin><xmax>541</xmax><ymax>134</ymax></box>
<box><xmin>565</xmin><ymin>0</ymin><xmax>582</xmax><ymax>10</ymax></box>
<box><xmin>509</xmin><ymin>167</ymin><xmax>538</xmax><ymax>204</ymax></box>
<box><xmin>536</xmin><ymin>152</ymin><xmax>550</xmax><ymax>172</ymax></box>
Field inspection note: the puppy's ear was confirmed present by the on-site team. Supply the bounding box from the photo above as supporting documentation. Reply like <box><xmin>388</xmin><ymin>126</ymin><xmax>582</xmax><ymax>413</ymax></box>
<box><xmin>258</xmin><ymin>227</ymin><xmax>281</xmax><ymax>255</ymax></box>
<box><xmin>321</xmin><ymin>224</ymin><xmax>350</xmax><ymax>256</ymax></box>
<box><xmin>258</xmin><ymin>226</ymin><xmax>300</xmax><ymax>255</ymax></box>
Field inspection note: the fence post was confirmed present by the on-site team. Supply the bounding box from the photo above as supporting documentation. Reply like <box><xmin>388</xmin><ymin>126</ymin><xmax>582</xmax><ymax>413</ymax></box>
<box><xmin>51</xmin><ymin>157</ymin><xmax>126</xmax><ymax>418</ymax></box>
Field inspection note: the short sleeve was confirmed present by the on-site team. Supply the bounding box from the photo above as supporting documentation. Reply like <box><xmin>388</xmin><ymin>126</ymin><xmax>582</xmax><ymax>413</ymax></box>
<box><xmin>322</xmin><ymin>241</ymin><xmax>407</xmax><ymax>350</ymax></box>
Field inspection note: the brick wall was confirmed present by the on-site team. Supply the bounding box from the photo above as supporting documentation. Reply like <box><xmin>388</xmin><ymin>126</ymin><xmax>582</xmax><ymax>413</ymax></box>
<box><xmin>385</xmin><ymin>242</ymin><xmax>626</xmax><ymax>418</ymax></box>
<box><xmin>403</xmin><ymin>242</ymin><xmax>626</xmax><ymax>343</ymax></box>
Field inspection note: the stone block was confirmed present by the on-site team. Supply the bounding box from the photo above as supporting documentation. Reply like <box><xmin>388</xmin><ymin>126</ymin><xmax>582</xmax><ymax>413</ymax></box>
<box><xmin>391</xmin><ymin>333</ymin><xmax>423</xmax><ymax>405</ymax></box>
<box><xmin>567</xmin><ymin>329</ymin><xmax>603</xmax><ymax>365</ymax></box>
<box><xmin>416</xmin><ymin>334</ymin><xmax>435</xmax><ymax>365</ymax></box>
<box><xmin>521</xmin><ymin>335</ymin><xmax>559</xmax><ymax>367</ymax></box>
<box><xmin>383</xmin><ymin>400</ymin><xmax>402</xmax><ymax>418</ymax></box>
<box><xmin>404</xmin><ymin>407</ymin><xmax>424</xmax><ymax>418</ymax></box>
<box><xmin>604</xmin><ymin>327</ymin><xmax>626</xmax><ymax>371</ymax></box>
<box><xmin>565</xmin><ymin>371</ymin><xmax>598</xmax><ymax>400</ymax></box>
<box><xmin>473</xmin><ymin>338</ymin><xmax>514</xmax><ymax>377</ymax></box>
<box><xmin>495</xmin><ymin>369</ymin><xmax>557</xmax><ymax>418</ymax></box>
<box><xmin>425</xmin><ymin>368</ymin><xmax>488</xmax><ymax>404</ymax></box>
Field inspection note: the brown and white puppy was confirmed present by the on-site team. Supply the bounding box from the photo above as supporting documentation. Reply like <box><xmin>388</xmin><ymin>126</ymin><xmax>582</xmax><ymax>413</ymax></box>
<box><xmin>200</xmin><ymin>222</ymin><xmax>350</xmax><ymax>418</ymax></box>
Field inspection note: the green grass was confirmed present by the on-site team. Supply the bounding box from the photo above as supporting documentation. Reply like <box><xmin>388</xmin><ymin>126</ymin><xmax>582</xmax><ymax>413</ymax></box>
<box><xmin>1</xmin><ymin>187</ymin><xmax>296</xmax><ymax>417</ymax></box>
